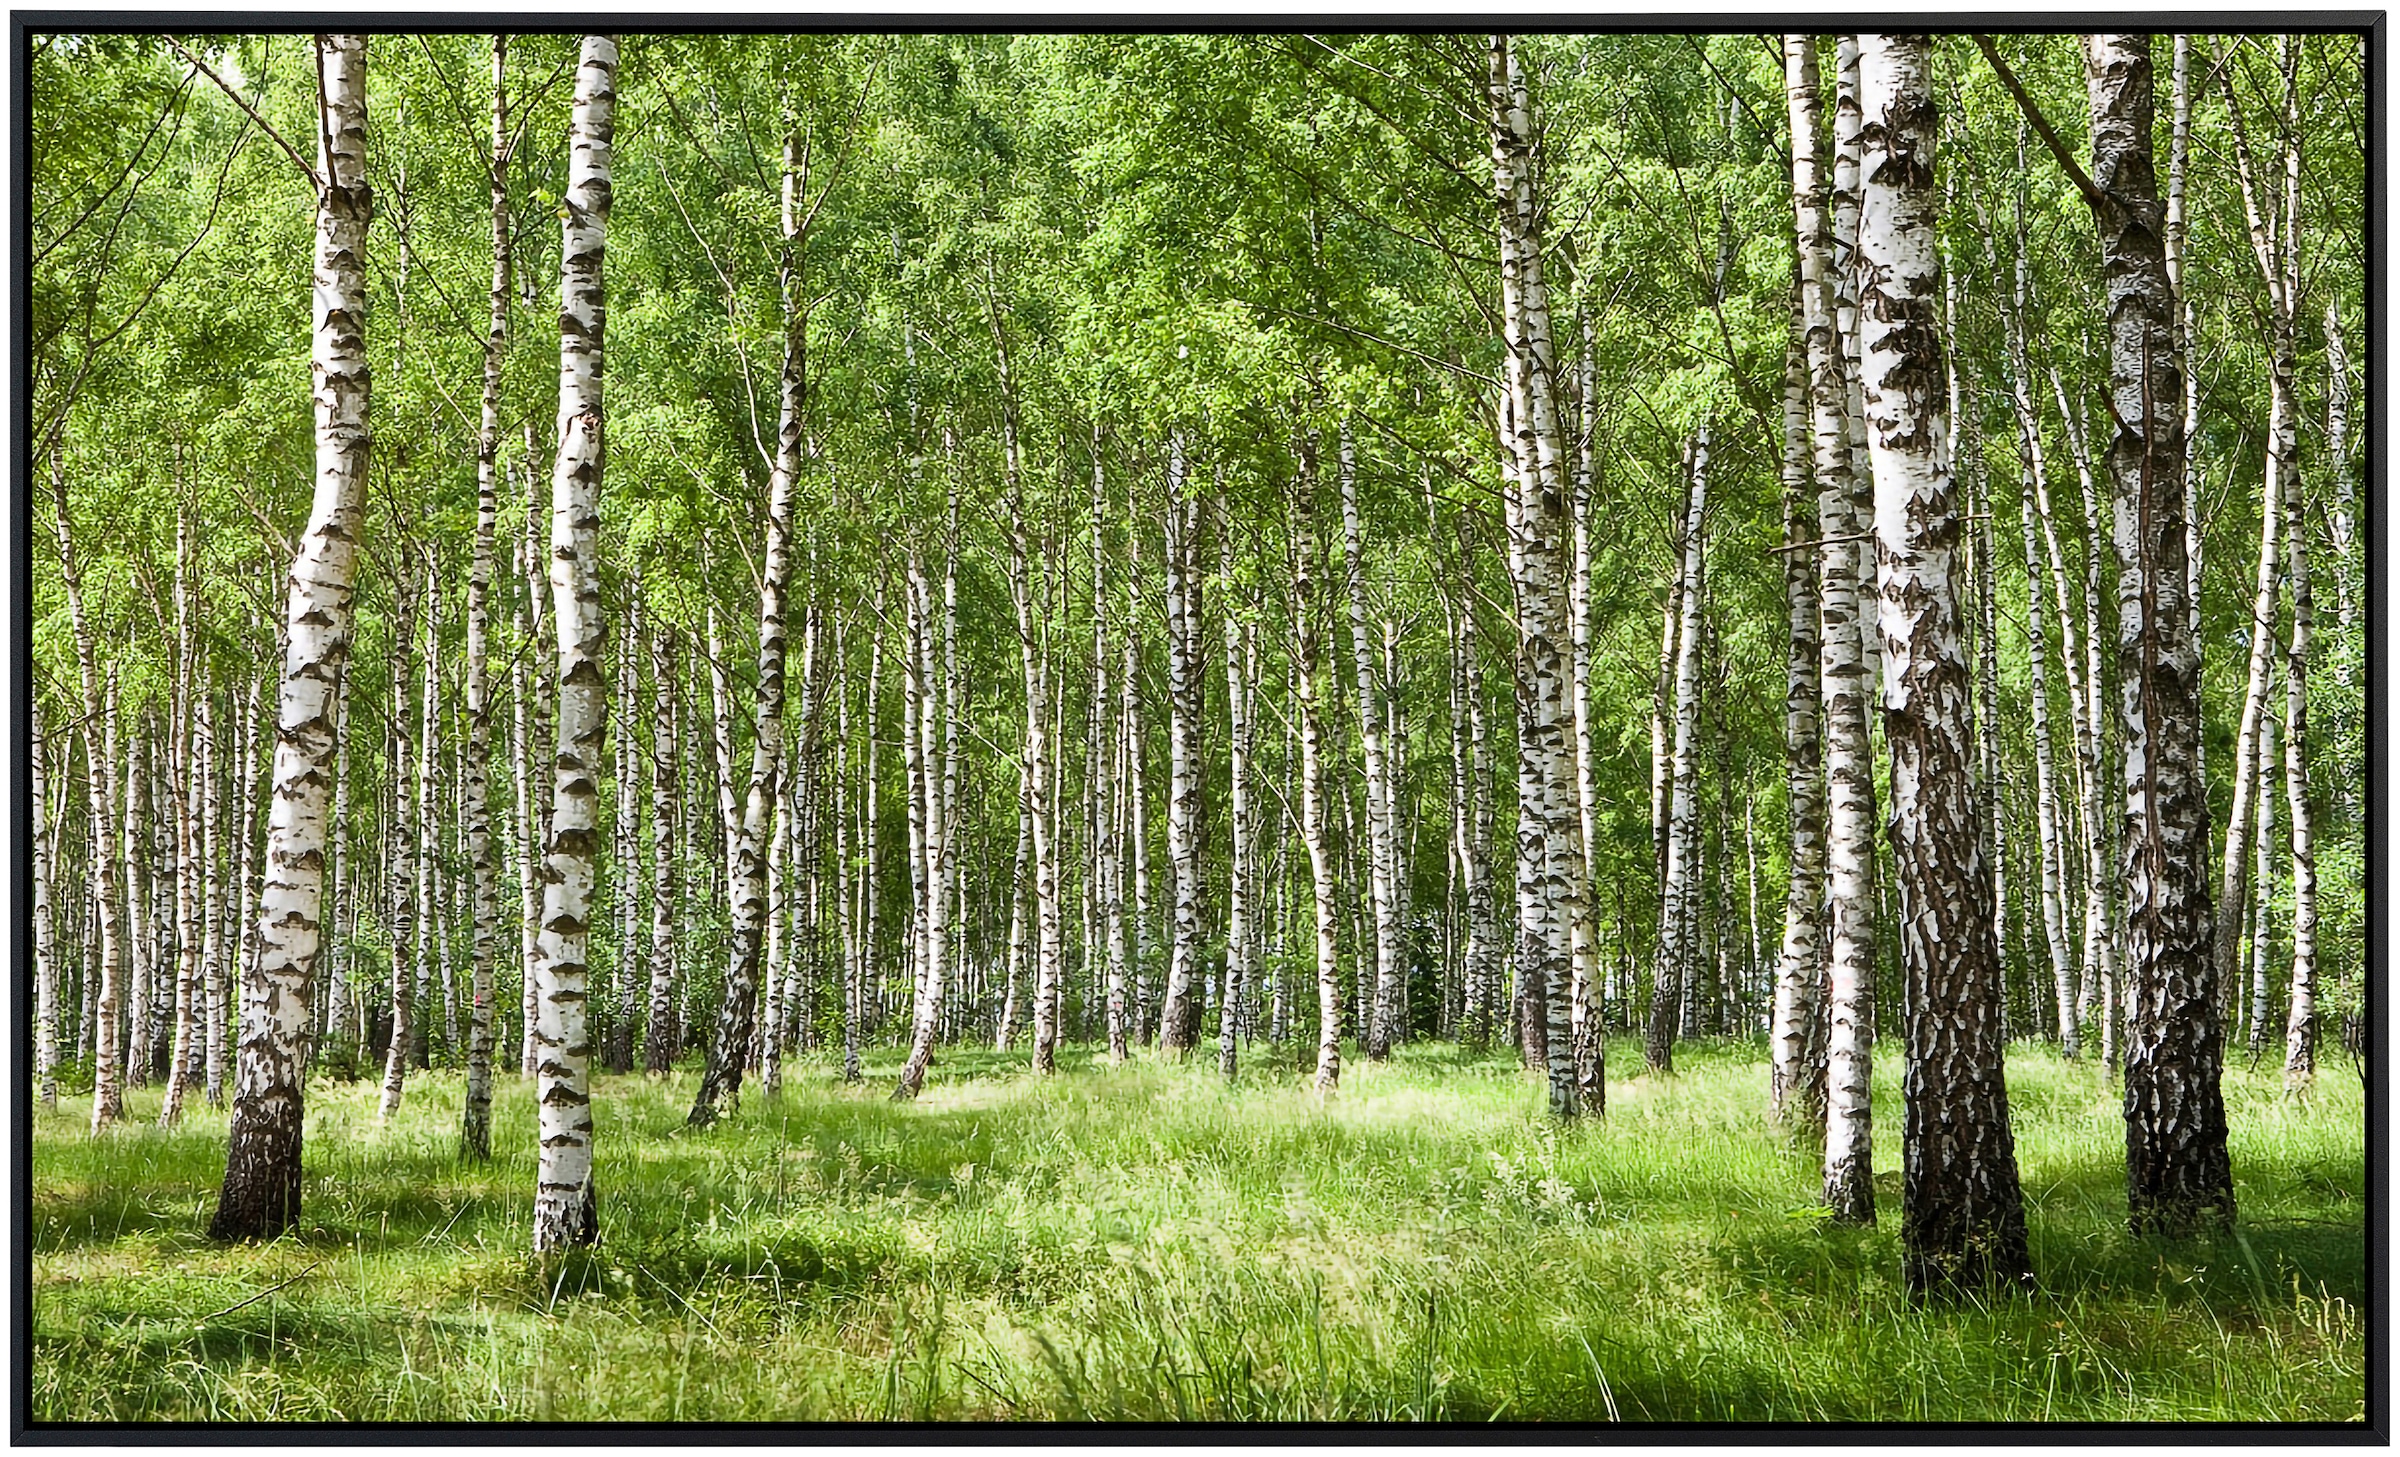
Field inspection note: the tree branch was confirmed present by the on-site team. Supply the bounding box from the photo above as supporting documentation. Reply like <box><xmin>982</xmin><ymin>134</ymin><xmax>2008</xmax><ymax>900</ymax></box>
<box><xmin>1970</xmin><ymin>35</ymin><xmax>2109</xmax><ymax>219</ymax></box>
<box><xmin>164</xmin><ymin>36</ymin><xmax>319</xmax><ymax>192</ymax></box>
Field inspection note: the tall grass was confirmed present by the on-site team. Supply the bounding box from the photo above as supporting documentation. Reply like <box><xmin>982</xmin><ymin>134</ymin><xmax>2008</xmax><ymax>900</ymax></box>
<box><xmin>30</xmin><ymin>1038</ymin><xmax>2364</xmax><ymax>1422</ymax></box>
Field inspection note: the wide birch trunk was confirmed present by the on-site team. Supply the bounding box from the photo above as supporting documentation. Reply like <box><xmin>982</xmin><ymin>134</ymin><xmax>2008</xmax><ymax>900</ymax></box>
<box><xmin>1857</xmin><ymin>33</ymin><xmax>2032</xmax><ymax>1294</ymax></box>
<box><xmin>2084</xmin><ymin>32</ymin><xmax>2233</xmax><ymax>1236</ymax></box>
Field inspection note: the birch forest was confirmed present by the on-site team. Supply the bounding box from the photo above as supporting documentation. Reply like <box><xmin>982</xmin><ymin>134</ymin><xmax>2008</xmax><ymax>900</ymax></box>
<box><xmin>28</xmin><ymin>28</ymin><xmax>2369</xmax><ymax>1425</ymax></box>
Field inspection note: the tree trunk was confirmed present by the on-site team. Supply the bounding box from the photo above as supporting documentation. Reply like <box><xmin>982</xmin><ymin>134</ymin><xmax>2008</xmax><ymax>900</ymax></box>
<box><xmin>34</xmin><ymin>714</ymin><xmax>59</xmax><ymax>1108</ymax></box>
<box><xmin>1292</xmin><ymin>453</ymin><xmax>1342</xmax><ymax>1098</ymax></box>
<box><xmin>1648</xmin><ymin>439</ymin><xmax>1706</xmax><ymax>1073</ymax></box>
<box><xmin>1220</xmin><ymin>525</ymin><xmax>1257</xmax><ymax>1081</ymax></box>
<box><xmin>2247</xmin><ymin>686</ymin><xmax>2281</xmax><ymax>1058</ymax></box>
<box><xmin>647</xmin><ymin>624</ymin><xmax>682</xmax><ymax>1075</ymax></box>
<box><xmin>1788</xmin><ymin>32</ymin><xmax>1877</xmax><ymax>1220</ymax></box>
<box><xmin>379</xmin><ymin>576</ymin><xmax>420</xmax><ymax>1118</ymax></box>
<box><xmin>2084</xmin><ymin>31</ymin><xmax>2233</xmax><ymax>1237</ymax></box>
<box><xmin>412</xmin><ymin>576</ymin><xmax>439</xmax><ymax>1072</ymax></box>
<box><xmin>1159</xmin><ymin>434</ymin><xmax>1208</xmax><ymax>1056</ymax></box>
<box><xmin>1766</xmin><ymin>266</ymin><xmax>1826</xmax><ymax>1134</ymax></box>
<box><xmin>1094</xmin><ymin>436</ymin><xmax>1131</xmax><ymax>1065</ymax></box>
<box><xmin>690</xmin><ymin>111</ymin><xmax>809</xmax><ymax>1128</ymax></box>
<box><xmin>1857</xmin><ymin>33</ymin><xmax>2032</xmax><ymax>1295</ymax></box>
<box><xmin>1997</xmin><ymin>179</ymin><xmax>2082</xmax><ymax>1057</ymax></box>
<box><xmin>209</xmin><ymin>34</ymin><xmax>372</xmax><ymax>1240</ymax></box>
<box><xmin>531</xmin><ymin>33</ymin><xmax>616</xmax><ymax>1253</ymax></box>
<box><xmin>458</xmin><ymin>31</ymin><xmax>509</xmax><ymax>1154</ymax></box>
<box><xmin>161</xmin><ymin>515</ymin><xmax>202</xmax><ymax>1127</ymax></box>
<box><xmin>1340</xmin><ymin>424</ymin><xmax>1403</xmax><ymax>1061</ymax></box>
<box><xmin>1490</xmin><ymin>33</ymin><xmax>1584</xmax><ymax>1120</ymax></box>
<box><xmin>519</xmin><ymin>418</ymin><xmax>551</xmax><ymax>1079</ymax></box>
<box><xmin>893</xmin><ymin>546</ymin><xmax>953</xmax><ymax>1100</ymax></box>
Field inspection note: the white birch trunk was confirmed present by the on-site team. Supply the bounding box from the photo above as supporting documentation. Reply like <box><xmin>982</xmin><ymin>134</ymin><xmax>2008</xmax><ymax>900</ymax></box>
<box><xmin>646</xmin><ymin>625</ymin><xmax>682</xmax><ymax>1075</ymax></box>
<box><xmin>531</xmin><ymin>34</ymin><xmax>615</xmax><ymax>1252</ymax></box>
<box><xmin>1160</xmin><ymin>434</ymin><xmax>1208</xmax><ymax>1056</ymax></box>
<box><xmin>1647</xmin><ymin>439</ymin><xmax>1706</xmax><ymax>1074</ymax></box>
<box><xmin>1787</xmin><ymin>32</ymin><xmax>1875</xmax><ymax>1219</ymax></box>
<box><xmin>1339</xmin><ymin>424</ymin><xmax>1403</xmax><ymax>1060</ymax></box>
<box><xmin>1292</xmin><ymin>456</ymin><xmax>1342</xmax><ymax>1098</ymax></box>
<box><xmin>461</xmin><ymin>31</ymin><xmax>508</xmax><ymax>1158</ymax></box>
<box><xmin>690</xmin><ymin>111</ymin><xmax>808</xmax><ymax>1126</ymax></box>
<box><xmin>210</xmin><ymin>34</ymin><xmax>371</xmax><ymax>1239</ymax></box>
<box><xmin>1767</xmin><ymin>268</ymin><xmax>1826</xmax><ymax>1132</ymax></box>
<box><xmin>1491</xmin><ymin>33</ymin><xmax>1584</xmax><ymax>1118</ymax></box>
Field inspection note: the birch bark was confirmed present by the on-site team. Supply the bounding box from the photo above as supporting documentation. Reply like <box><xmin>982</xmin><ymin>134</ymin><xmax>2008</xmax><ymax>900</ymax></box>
<box><xmin>1767</xmin><ymin>280</ymin><xmax>1826</xmax><ymax>1134</ymax></box>
<box><xmin>1857</xmin><ymin>33</ymin><xmax>2032</xmax><ymax>1293</ymax></box>
<box><xmin>1490</xmin><ymin>33</ymin><xmax>1584</xmax><ymax>1118</ymax></box>
<box><xmin>531</xmin><ymin>33</ymin><xmax>616</xmax><ymax>1252</ymax></box>
<box><xmin>2084</xmin><ymin>32</ymin><xmax>2232</xmax><ymax>1236</ymax></box>
<box><xmin>1787</xmin><ymin>32</ymin><xmax>1876</xmax><ymax>1217</ymax></box>
<box><xmin>210</xmin><ymin>34</ymin><xmax>372</xmax><ymax>1239</ymax></box>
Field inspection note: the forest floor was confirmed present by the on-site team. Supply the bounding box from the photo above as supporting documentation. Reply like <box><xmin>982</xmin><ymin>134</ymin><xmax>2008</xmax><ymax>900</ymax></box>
<box><xmin>29</xmin><ymin>1036</ymin><xmax>2366</xmax><ymax>1424</ymax></box>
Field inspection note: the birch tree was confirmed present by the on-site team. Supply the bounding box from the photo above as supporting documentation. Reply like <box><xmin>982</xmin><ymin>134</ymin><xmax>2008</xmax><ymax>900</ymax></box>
<box><xmin>531</xmin><ymin>33</ymin><xmax>616</xmax><ymax>1252</ymax></box>
<box><xmin>1490</xmin><ymin>32</ymin><xmax>1584</xmax><ymax>1119</ymax></box>
<box><xmin>210</xmin><ymin>33</ymin><xmax>372</xmax><ymax>1241</ymax></box>
<box><xmin>1786</xmin><ymin>32</ymin><xmax>1876</xmax><ymax>1219</ymax></box>
<box><xmin>1856</xmin><ymin>32</ymin><xmax>2031</xmax><ymax>1294</ymax></box>
<box><xmin>690</xmin><ymin>101</ymin><xmax>810</xmax><ymax>1127</ymax></box>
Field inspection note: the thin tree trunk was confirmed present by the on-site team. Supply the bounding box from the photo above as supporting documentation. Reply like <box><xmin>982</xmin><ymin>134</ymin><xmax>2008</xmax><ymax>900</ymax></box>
<box><xmin>997</xmin><ymin>779</ymin><xmax>1031</xmax><ymax>1053</ymax></box>
<box><xmin>1648</xmin><ymin>438</ymin><xmax>1706</xmax><ymax>1074</ymax></box>
<box><xmin>2247</xmin><ymin>688</ymin><xmax>2280</xmax><ymax>1058</ymax></box>
<box><xmin>893</xmin><ymin>546</ymin><xmax>953</xmax><ymax>1100</ymax></box>
<box><xmin>531</xmin><ymin>33</ymin><xmax>616</xmax><ymax>1253</ymax></box>
<box><xmin>161</xmin><ymin>515</ymin><xmax>201</xmax><ymax>1126</ymax></box>
<box><xmin>690</xmin><ymin>109</ymin><xmax>809</xmax><ymax>1128</ymax></box>
<box><xmin>2000</xmin><ymin>166</ymin><xmax>2081</xmax><ymax>1058</ymax></box>
<box><xmin>379</xmin><ymin>578</ymin><xmax>421</xmax><ymax>1118</ymax></box>
<box><xmin>1292</xmin><ymin>451</ymin><xmax>1342</xmax><ymax>1098</ymax></box>
<box><xmin>1491</xmin><ymin>33</ymin><xmax>1584</xmax><ymax>1119</ymax></box>
<box><xmin>647</xmin><ymin>625</ymin><xmax>682</xmax><ymax>1075</ymax></box>
<box><xmin>461</xmin><ymin>30</ymin><xmax>509</xmax><ymax>1157</ymax></box>
<box><xmin>412</xmin><ymin>576</ymin><xmax>439</xmax><ymax>1072</ymax></box>
<box><xmin>209</xmin><ymin>34</ymin><xmax>371</xmax><ymax>1239</ymax></box>
<box><xmin>1094</xmin><ymin>434</ymin><xmax>1130</xmax><ymax>1065</ymax></box>
<box><xmin>1340</xmin><ymin>424</ymin><xmax>1404</xmax><ymax>1061</ymax></box>
<box><xmin>1160</xmin><ymin>434</ymin><xmax>1208</xmax><ymax>1056</ymax></box>
<box><xmin>1788</xmin><ymin>32</ymin><xmax>1876</xmax><ymax>1220</ymax></box>
<box><xmin>1766</xmin><ymin>268</ymin><xmax>1826</xmax><ymax>1133</ymax></box>
<box><xmin>1220</xmin><ymin>526</ymin><xmax>1257</xmax><ymax>1082</ymax></box>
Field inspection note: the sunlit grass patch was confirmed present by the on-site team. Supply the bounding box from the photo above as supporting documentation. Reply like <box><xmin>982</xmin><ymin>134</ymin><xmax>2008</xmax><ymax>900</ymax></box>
<box><xmin>30</xmin><ymin>1037</ymin><xmax>2364</xmax><ymax>1422</ymax></box>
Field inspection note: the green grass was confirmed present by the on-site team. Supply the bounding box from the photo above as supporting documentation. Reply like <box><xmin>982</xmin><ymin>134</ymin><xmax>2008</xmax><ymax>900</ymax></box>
<box><xmin>30</xmin><ymin>1037</ymin><xmax>2365</xmax><ymax>1423</ymax></box>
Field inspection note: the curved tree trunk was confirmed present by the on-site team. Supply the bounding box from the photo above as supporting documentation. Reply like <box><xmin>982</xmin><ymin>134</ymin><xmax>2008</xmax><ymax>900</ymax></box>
<box><xmin>691</xmin><ymin>110</ymin><xmax>807</xmax><ymax>1127</ymax></box>
<box><xmin>1648</xmin><ymin>440</ymin><xmax>1706</xmax><ymax>1074</ymax></box>
<box><xmin>210</xmin><ymin>33</ymin><xmax>372</xmax><ymax>1240</ymax></box>
<box><xmin>531</xmin><ymin>33</ymin><xmax>616</xmax><ymax>1253</ymax></box>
